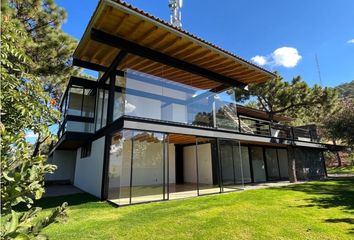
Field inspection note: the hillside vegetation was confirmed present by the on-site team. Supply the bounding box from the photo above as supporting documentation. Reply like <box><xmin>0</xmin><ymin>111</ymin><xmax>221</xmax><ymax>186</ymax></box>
<box><xmin>335</xmin><ymin>80</ymin><xmax>354</xmax><ymax>98</ymax></box>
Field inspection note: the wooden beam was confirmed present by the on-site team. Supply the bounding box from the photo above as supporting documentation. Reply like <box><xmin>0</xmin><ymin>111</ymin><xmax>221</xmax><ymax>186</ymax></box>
<box><xmin>98</xmin><ymin>50</ymin><xmax>128</xmax><ymax>84</ymax></box>
<box><xmin>91</xmin><ymin>29</ymin><xmax>245</xmax><ymax>87</ymax></box>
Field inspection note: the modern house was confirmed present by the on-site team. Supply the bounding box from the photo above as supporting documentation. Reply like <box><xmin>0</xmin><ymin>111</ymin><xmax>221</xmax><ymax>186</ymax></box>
<box><xmin>48</xmin><ymin>0</ymin><xmax>330</xmax><ymax>206</ymax></box>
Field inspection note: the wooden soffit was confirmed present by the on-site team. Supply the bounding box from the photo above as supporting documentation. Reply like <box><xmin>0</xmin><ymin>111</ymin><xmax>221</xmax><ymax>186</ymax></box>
<box><xmin>73</xmin><ymin>0</ymin><xmax>276</xmax><ymax>89</ymax></box>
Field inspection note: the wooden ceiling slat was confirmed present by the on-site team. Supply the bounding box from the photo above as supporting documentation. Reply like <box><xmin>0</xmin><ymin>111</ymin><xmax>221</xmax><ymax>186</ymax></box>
<box><xmin>199</xmin><ymin>58</ymin><xmax>235</xmax><ymax>70</ymax></box>
<box><xmin>127</xmin><ymin>20</ymin><xmax>145</xmax><ymax>40</ymax></box>
<box><xmin>134</xmin><ymin>26</ymin><xmax>158</xmax><ymax>43</ymax></box>
<box><xmin>174</xmin><ymin>46</ymin><xmax>204</xmax><ymax>60</ymax></box>
<box><xmin>113</xmin><ymin>13</ymin><xmax>130</xmax><ymax>35</ymax></box>
<box><xmin>196</xmin><ymin>57</ymin><xmax>234</xmax><ymax>69</ymax></box>
<box><xmin>144</xmin><ymin>31</ymin><xmax>170</xmax><ymax>49</ymax></box>
<box><xmin>171</xmin><ymin>45</ymin><xmax>201</xmax><ymax>59</ymax></box>
<box><xmin>164</xmin><ymin>41</ymin><xmax>194</xmax><ymax>55</ymax></box>
<box><xmin>182</xmin><ymin>50</ymin><xmax>213</xmax><ymax>63</ymax></box>
<box><xmin>155</xmin><ymin>36</ymin><xmax>182</xmax><ymax>52</ymax></box>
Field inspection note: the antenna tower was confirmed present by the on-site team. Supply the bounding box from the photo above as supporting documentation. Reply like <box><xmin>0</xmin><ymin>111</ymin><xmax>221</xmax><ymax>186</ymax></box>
<box><xmin>169</xmin><ymin>0</ymin><xmax>183</xmax><ymax>28</ymax></box>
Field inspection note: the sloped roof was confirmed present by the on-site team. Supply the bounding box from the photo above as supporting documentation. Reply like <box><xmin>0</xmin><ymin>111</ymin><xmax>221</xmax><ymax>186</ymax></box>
<box><xmin>73</xmin><ymin>0</ymin><xmax>276</xmax><ymax>89</ymax></box>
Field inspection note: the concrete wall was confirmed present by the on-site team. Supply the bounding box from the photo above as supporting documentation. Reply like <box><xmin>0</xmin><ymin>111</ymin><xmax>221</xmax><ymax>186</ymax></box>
<box><xmin>294</xmin><ymin>147</ymin><xmax>325</xmax><ymax>180</ymax></box>
<box><xmin>74</xmin><ymin>136</ymin><xmax>105</xmax><ymax>198</ymax></box>
<box><xmin>183</xmin><ymin>143</ymin><xmax>213</xmax><ymax>184</ymax></box>
<box><xmin>46</xmin><ymin>150</ymin><xmax>76</xmax><ymax>183</ymax></box>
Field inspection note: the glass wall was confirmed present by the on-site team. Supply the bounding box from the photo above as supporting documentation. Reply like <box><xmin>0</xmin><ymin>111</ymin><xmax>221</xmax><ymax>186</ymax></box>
<box><xmin>107</xmin><ymin>130</ymin><xmax>167</xmax><ymax>205</ymax></box>
<box><xmin>66</xmin><ymin>86</ymin><xmax>95</xmax><ymax>117</ymax></box>
<box><xmin>196</xmin><ymin>138</ymin><xmax>220</xmax><ymax>195</ymax></box>
<box><xmin>219</xmin><ymin>139</ymin><xmax>246</xmax><ymax>191</ymax></box>
<box><xmin>124</xmin><ymin>69</ymin><xmax>239</xmax><ymax>131</ymax></box>
<box><xmin>107</xmin><ymin>130</ymin><xmax>132</xmax><ymax>205</ymax></box>
<box><xmin>277</xmin><ymin>149</ymin><xmax>289</xmax><ymax>179</ymax></box>
<box><xmin>250</xmin><ymin>147</ymin><xmax>267</xmax><ymax>182</ymax></box>
<box><xmin>131</xmin><ymin>131</ymin><xmax>165</xmax><ymax>204</ymax></box>
<box><xmin>265</xmin><ymin>148</ymin><xmax>280</xmax><ymax>180</ymax></box>
<box><xmin>107</xmin><ymin>129</ymin><xmax>294</xmax><ymax>205</ymax></box>
<box><xmin>238</xmin><ymin>146</ymin><xmax>252</xmax><ymax>183</ymax></box>
<box><xmin>214</xmin><ymin>92</ymin><xmax>239</xmax><ymax>130</ymax></box>
<box><xmin>95</xmin><ymin>89</ymin><xmax>108</xmax><ymax>131</ymax></box>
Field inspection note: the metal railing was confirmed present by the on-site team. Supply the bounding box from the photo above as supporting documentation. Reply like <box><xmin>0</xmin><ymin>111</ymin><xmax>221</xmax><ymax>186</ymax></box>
<box><xmin>238</xmin><ymin>116</ymin><xmax>319</xmax><ymax>142</ymax></box>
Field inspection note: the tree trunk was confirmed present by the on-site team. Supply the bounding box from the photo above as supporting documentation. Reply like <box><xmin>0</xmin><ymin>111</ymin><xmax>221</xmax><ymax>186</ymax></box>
<box><xmin>287</xmin><ymin>146</ymin><xmax>297</xmax><ymax>183</ymax></box>
<box><xmin>332</xmin><ymin>139</ymin><xmax>342</xmax><ymax>167</ymax></box>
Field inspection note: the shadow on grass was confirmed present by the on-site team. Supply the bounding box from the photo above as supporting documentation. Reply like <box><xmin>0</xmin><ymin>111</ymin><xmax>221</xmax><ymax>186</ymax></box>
<box><xmin>276</xmin><ymin>177</ymin><xmax>354</xmax><ymax>211</ymax></box>
<box><xmin>15</xmin><ymin>193</ymin><xmax>100</xmax><ymax>211</ymax></box>
<box><xmin>325</xmin><ymin>218</ymin><xmax>354</xmax><ymax>235</ymax></box>
<box><xmin>275</xmin><ymin>177</ymin><xmax>354</xmax><ymax>235</ymax></box>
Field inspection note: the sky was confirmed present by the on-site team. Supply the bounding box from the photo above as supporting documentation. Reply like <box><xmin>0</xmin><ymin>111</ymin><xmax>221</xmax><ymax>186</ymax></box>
<box><xmin>56</xmin><ymin>0</ymin><xmax>354</xmax><ymax>88</ymax></box>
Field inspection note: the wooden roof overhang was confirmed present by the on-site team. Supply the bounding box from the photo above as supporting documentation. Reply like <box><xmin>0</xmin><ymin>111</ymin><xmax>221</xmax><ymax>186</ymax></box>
<box><xmin>73</xmin><ymin>0</ymin><xmax>276</xmax><ymax>90</ymax></box>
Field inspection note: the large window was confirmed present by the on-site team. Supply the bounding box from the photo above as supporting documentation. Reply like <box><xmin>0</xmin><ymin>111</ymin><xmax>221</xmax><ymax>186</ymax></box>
<box><xmin>107</xmin><ymin>130</ymin><xmax>133</xmax><ymax>205</ymax></box>
<box><xmin>107</xmin><ymin>130</ymin><xmax>167</xmax><ymax>205</ymax></box>
<box><xmin>277</xmin><ymin>149</ymin><xmax>289</xmax><ymax>179</ymax></box>
<box><xmin>196</xmin><ymin>138</ymin><xmax>220</xmax><ymax>195</ymax></box>
<box><xmin>123</xmin><ymin>69</ymin><xmax>240</xmax><ymax>130</ymax></box>
<box><xmin>131</xmin><ymin>131</ymin><xmax>166</xmax><ymax>204</ymax></box>
<box><xmin>250</xmin><ymin>147</ymin><xmax>267</xmax><ymax>182</ymax></box>
<box><xmin>219</xmin><ymin>139</ymin><xmax>248</xmax><ymax>191</ymax></box>
<box><xmin>95</xmin><ymin>89</ymin><xmax>108</xmax><ymax>131</ymax></box>
<box><xmin>67</xmin><ymin>86</ymin><xmax>95</xmax><ymax>117</ymax></box>
<box><xmin>265</xmin><ymin>148</ymin><xmax>280</xmax><ymax>180</ymax></box>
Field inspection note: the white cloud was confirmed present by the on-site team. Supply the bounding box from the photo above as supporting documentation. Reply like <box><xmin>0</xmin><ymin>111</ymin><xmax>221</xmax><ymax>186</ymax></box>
<box><xmin>251</xmin><ymin>46</ymin><xmax>302</xmax><ymax>68</ymax></box>
<box><xmin>347</xmin><ymin>39</ymin><xmax>354</xmax><ymax>44</ymax></box>
<box><xmin>251</xmin><ymin>55</ymin><xmax>268</xmax><ymax>66</ymax></box>
<box><xmin>272</xmin><ymin>47</ymin><xmax>302</xmax><ymax>68</ymax></box>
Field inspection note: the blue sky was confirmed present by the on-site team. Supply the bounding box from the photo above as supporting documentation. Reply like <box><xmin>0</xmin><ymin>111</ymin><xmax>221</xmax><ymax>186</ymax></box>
<box><xmin>57</xmin><ymin>0</ymin><xmax>354</xmax><ymax>87</ymax></box>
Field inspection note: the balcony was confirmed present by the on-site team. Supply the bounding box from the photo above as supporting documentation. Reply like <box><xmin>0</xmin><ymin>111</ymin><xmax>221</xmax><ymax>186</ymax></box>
<box><xmin>56</xmin><ymin>72</ymin><xmax>320</xmax><ymax>146</ymax></box>
<box><xmin>57</xmin><ymin>78</ymin><xmax>96</xmax><ymax>139</ymax></box>
<box><xmin>238</xmin><ymin>116</ymin><xmax>319</xmax><ymax>142</ymax></box>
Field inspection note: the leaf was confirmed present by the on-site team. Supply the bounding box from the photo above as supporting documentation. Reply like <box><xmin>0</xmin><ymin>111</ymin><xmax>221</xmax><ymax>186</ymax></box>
<box><xmin>8</xmin><ymin>210</ymin><xmax>19</xmax><ymax>234</ymax></box>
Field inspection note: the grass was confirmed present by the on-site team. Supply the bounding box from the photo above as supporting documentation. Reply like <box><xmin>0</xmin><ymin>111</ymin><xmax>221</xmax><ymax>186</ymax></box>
<box><xmin>36</xmin><ymin>177</ymin><xmax>354</xmax><ymax>240</ymax></box>
<box><xmin>327</xmin><ymin>166</ymin><xmax>354</xmax><ymax>174</ymax></box>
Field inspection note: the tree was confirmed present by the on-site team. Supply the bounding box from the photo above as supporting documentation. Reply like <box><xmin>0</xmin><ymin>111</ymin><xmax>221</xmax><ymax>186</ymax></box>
<box><xmin>1</xmin><ymin>0</ymin><xmax>79</xmax><ymax>154</ymax></box>
<box><xmin>234</xmin><ymin>75</ymin><xmax>338</xmax><ymax>125</ymax></box>
<box><xmin>1</xmin><ymin>3</ymin><xmax>71</xmax><ymax>238</ymax></box>
<box><xmin>322</xmin><ymin>98</ymin><xmax>354</xmax><ymax>146</ymax></box>
<box><xmin>233</xmin><ymin>75</ymin><xmax>338</xmax><ymax>182</ymax></box>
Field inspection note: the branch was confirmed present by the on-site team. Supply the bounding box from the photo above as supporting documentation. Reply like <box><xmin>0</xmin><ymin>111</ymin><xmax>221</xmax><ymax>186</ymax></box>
<box><xmin>272</xmin><ymin>100</ymin><xmax>322</xmax><ymax>115</ymax></box>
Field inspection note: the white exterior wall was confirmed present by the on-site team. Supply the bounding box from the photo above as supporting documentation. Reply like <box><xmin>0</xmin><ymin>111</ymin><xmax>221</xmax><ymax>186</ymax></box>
<box><xmin>46</xmin><ymin>150</ymin><xmax>76</xmax><ymax>183</ymax></box>
<box><xmin>74</xmin><ymin>136</ymin><xmax>105</xmax><ymax>198</ymax></box>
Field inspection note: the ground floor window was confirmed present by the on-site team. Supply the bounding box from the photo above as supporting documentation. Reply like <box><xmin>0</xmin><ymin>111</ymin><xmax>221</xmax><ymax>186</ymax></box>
<box><xmin>106</xmin><ymin>129</ymin><xmax>291</xmax><ymax>206</ymax></box>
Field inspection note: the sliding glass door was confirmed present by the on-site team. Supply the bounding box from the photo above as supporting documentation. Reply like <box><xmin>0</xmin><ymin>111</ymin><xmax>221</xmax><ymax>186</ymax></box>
<box><xmin>219</xmin><ymin>140</ymin><xmax>249</xmax><ymax>191</ymax></box>
<box><xmin>131</xmin><ymin>131</ymin><xmax>166</xmax><ymax>204</ymax></box>
<box><xmin>265</xmin><ymin>148</ymin><xmax>280</xmax><ymax>180</ymax></box>
<box><xmin>250</xmin><ymin>147</ymin><xmax>267</xmax><ymax>182</ymax></box>
<box><xmin>197</xmin><ymin>138</ymin><xmax>220</xmax><ymax>195</ymax></box>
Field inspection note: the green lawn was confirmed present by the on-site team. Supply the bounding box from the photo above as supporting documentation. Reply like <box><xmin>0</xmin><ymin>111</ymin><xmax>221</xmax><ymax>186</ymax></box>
<box><xmin>327</xmin><ymin>166</ymin><xmax>354</xmax><ymax>174</ymax></box>
<box><xmin>37</xmin><ymin>178</ymin><xmax>354</xmax><ymax>240</ymax></box>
